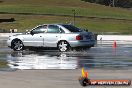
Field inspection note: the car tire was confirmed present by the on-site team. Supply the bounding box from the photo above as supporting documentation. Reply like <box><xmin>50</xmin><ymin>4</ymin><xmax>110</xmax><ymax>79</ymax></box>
<box><xmin>11</xmin><ymin>39</ymin><xmax>24</xmax><ymax>51</ymax></box>
<box><xmin>57</xmin><ymin>41</ymin><xmax>70</xmax><ymax>52</ymax></box>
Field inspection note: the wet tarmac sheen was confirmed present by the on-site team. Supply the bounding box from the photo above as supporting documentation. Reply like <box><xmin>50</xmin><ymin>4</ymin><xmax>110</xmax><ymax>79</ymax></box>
<box><xmin>3</xmin><ymin>46</ymin><xmax>132</xmax><ymax>70</ymax></box>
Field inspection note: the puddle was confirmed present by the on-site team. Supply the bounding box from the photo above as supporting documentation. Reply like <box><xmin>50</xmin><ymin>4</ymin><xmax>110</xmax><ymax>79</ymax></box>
<box><xmin>6</xmin><ymin>51</ymin><xmax>78</xmax><ymax>70</ymax></box>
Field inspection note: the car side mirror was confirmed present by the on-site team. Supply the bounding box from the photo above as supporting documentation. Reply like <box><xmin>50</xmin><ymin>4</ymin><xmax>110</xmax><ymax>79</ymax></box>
<box><xmin>30</xmin><ymin>31</ymin><xmax>34</xmax><ymax>35</ymax></box>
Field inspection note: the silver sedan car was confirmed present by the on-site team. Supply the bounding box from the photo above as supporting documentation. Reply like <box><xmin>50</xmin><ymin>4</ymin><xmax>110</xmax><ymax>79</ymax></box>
<box><xmin>7</xmin><ymin>24</ymin><xmax>96</xmax><ymax>52</ymax></box>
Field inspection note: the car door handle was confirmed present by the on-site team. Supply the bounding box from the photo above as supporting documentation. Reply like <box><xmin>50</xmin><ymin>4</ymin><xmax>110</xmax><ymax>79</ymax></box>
<box><xmin>40</xmin><ymin>36</ymin><xmax>42</xmax><ymax>37</ymax></box>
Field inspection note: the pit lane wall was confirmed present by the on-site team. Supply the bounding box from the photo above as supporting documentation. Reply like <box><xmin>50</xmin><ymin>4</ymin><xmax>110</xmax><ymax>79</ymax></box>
<box><xmin>0</xmin><ymin>33</ymin><xmax>22</xmax><ymax>37</ymax></box>
<box><xmin>0</xmin><ymin>33</ymin><xmax>132</xmax><ymax>47</ymax></box>
<box><xmin>97</xmin><ymin>35</ymin><xmax>132</xmax><ymax>46</ymax></box>
<box><xmin>97</xmin><ymin>35</ymin><xmax>132</xmax><ymax>41</ymax></box>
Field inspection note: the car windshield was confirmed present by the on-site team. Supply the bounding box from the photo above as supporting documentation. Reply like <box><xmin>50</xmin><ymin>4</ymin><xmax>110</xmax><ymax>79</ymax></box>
<box><xmin>62</xmin><ymin>25</ymin><xmax>83</xmax><ymax>32</ymax></box>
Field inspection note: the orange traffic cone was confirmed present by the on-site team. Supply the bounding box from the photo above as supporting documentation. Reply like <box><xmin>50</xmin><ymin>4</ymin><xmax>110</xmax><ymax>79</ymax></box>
<box><xmin>113</xmin><ymin>40</ymin><xmax>117</xmax><ymax>49</ymax></box>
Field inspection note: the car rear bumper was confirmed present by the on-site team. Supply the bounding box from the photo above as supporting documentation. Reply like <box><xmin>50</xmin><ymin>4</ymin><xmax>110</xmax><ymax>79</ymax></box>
<box><xmin>69</xmin><ymin>40</ymin><xmax>96</xmax><ymax>47</ymax></box>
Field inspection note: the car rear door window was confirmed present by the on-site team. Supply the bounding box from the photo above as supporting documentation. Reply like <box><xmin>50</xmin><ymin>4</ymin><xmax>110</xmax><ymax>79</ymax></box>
<box><xmin>62</xmin><ymin>25</ymin><xmax>82</xmax><ymax>32</ymax></box>
<box><xmin>47</xmin><ymin>25</ymin><xmax>60</xmax><ymax>33</ymax></box>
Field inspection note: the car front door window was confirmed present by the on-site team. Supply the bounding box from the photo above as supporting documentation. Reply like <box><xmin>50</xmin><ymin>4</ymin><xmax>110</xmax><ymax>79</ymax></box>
<box><xmin>31</xmin><ymin>25</ymin><xmax>47</xmax><ymax>34</ymax></box>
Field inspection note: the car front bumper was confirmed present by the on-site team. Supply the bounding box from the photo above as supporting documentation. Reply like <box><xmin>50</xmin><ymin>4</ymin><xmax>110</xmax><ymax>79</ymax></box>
<box><xmin>7</xmin><ymin>38</ymin><xmax>12</xmax><ymax>48</ymax></box>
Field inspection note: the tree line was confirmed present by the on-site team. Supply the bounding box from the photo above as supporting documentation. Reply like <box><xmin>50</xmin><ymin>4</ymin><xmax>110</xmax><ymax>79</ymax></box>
<box><xmin>82</xmin><ymin>0</ymin><xmax>132</xmax><ymax>8</ymax></box>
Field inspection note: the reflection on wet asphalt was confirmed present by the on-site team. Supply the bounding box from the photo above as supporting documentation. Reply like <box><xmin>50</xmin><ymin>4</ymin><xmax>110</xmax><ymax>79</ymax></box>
<box><xmin>4</xmin><ymin>46</ymin><xmax>132</xmax><ymax>70</ymax></box>
<box><xmin>7</xmin><ymin>51</ymin><xmax>78</xmax><ymax>69</ymax></box>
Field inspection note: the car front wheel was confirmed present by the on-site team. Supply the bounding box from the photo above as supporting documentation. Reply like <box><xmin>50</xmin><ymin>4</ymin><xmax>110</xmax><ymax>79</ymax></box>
<box><xmin>12</xmin><ymin>40</ymin><xmax>24</xmax><ymax>51</ymax></box>
<box><xmin>57</xmin><ymin>41</ymin><xmax>70</xmax><ymax>52</ymax></box>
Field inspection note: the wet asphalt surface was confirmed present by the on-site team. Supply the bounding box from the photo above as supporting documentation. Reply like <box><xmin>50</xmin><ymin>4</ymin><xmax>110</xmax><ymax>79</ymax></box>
<box><xmin>0</xmin><ymin>37</ymin><xmax>132</xmax><ymax>70</ymax></box>
<box><xmin>0</xmin><ymin>37</ymin><xmax>132</xmax><ymax>88</ymax></box>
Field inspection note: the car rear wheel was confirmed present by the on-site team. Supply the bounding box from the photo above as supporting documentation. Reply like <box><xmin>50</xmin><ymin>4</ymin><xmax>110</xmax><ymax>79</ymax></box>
<box><xmin>57</xmin><ymin>41</ymin><xmax>70</xmax><ymax>52</ymax></box>
<box><xmin>12</xmin><ymin>40</ymin><xmax>24</xmax><ymax>51</ymax></box>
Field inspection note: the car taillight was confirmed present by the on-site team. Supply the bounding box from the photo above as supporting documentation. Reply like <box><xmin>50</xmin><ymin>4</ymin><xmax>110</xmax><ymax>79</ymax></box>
<box><xmin>76</xmin><ymin>35</ymin><xmax>83</xmax><ymax>40</ymax></box>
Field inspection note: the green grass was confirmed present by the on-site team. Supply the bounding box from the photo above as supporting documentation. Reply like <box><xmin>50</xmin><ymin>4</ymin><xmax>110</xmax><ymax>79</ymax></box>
<box><xmin>0</xmin><ymin>14</ymin><xmax>131</xmax><ymax>34</ymax></box>
<box><xmin>0</xmin><ymin>60</ymin><xmax>8</xmax><ymax>68</ymax></box>
<box><xmin>0</xmin><ymin>5</ymin><xmax>131</xmax><ymax>19</ymax></box>
<box><xmin>0</xmin><ymin>0</ymin><xmax>131</xmax><ymax>33</ymax></box>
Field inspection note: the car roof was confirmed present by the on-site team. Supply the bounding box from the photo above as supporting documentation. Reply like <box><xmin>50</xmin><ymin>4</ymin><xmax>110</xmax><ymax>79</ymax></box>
<box><xmin>41</xmin><ymin>24</ymin><xmax>73</xmax><ymax>26</ymax></box>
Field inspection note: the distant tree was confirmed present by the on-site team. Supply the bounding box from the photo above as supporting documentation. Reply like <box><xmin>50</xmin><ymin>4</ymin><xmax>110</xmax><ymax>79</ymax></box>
<box><xmin>116</xmin><ymin>0</ymin><xmax>132</xmax><ymax>8</ymax></box>
<box><xmin>81</xmin><ymin>0</ymin><xmax>132</xmax><ymax>8</ymax></box>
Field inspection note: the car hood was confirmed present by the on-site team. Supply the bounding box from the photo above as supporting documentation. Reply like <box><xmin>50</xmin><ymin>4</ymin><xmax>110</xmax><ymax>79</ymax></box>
<box><xmin>11</xmin><ymin>33</ymin><xmax>26</xmax><ymax>37</ymax></box>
